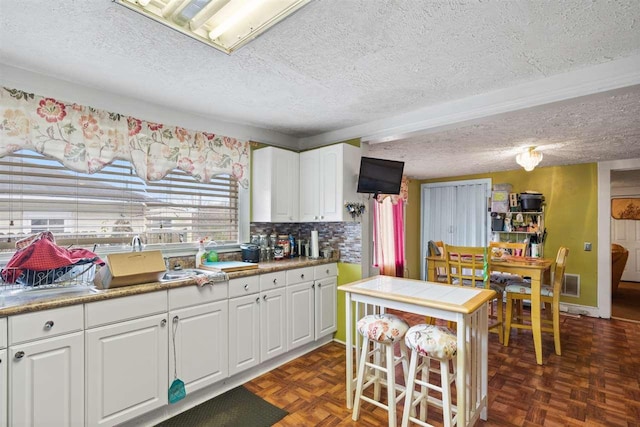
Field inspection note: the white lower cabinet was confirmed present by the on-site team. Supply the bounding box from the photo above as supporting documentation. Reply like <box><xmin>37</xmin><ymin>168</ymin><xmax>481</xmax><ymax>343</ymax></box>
<box><xmin>8</xmin><ymin>306</ymin><xmax>84</xmax><ymax>427</ymax></box>
<box><xmin>286</xmin><ymin>281</ymin><xmax>315</xmax><ymax>350</ymax></box>
<box><xmin>9</xmin><ymin>332</ymin><xmax>84</xmax><ymax>427</ymax></box>
<box><xmin>0</xmin><ymin>317</ymin><xmax>6</xmax><ymax>427</ymax></box>
<box><xmin>168</xmin><ymin>300</ymin><xmax>228</xmax><ymax>395</ymax></box>
<box><xmin>315</xmin><ymin>276</ymin><xmax>338</xmax><ymax>339</ymax></box>
<box><xmin>85</xmin><ymin>292</ymin><xmax>168</xmax><ymax>427</ymax></box>
<box><xmin>0</xmin><ymin>348</ymin><xmax>5</xmax><ymax>427</ymax></box>
<box><xmin>228</xmin><ymin>293</ymin><xmax>261</xmax><ymax>376</ymax></box>
<box><xmin>260</xmin><ymin>287</ymin><xmax>287</xmax><ymax>362</ymax></box>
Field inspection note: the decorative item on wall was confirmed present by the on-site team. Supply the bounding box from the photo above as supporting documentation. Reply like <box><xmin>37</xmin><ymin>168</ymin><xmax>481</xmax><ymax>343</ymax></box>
<box><xmin>611</xmin><ymin>198</ymin><xmax>640</xmax><ymax>220</ymax></box>
<box><xmin>345</xmin><ymin>202</ymin><xmax>366</xmax><ymax>220</ymax></box>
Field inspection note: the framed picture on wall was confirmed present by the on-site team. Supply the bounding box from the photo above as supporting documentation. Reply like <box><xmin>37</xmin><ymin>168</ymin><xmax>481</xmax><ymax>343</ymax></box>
<box><xmin>611</xmin><ymin>198</ymin><xmax>640</xmax><ymax>220</ymax></box>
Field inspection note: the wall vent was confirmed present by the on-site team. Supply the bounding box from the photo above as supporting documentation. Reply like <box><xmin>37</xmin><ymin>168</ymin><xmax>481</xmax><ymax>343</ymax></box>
<box><xmin>561</xmin><ymin>274</ymin><xmax>580</xmax><ymax>297</ymax></box>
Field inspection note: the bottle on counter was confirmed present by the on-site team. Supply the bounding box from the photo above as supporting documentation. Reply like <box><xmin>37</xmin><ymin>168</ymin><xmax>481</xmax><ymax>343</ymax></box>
<box><xmin>278</xmin><ymin>234</ymin><xmax>290</xmax><ymax>258</ymax></box>
<box><xmin>195</xmin><ymin>240</ymin><xmax>206</xmax><ymax>268</ymax></box>
<box><xmin>289</xmin><ymin>234</ymin><xmax>296</xmax><ymax>258</ymax></box>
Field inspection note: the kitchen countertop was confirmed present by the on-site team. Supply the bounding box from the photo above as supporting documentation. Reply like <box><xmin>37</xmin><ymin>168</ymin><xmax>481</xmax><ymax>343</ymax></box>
<box><xmin>0</xmin><ymin>256</ymin><xmax>339</xmax><ymax>317</ymax></box>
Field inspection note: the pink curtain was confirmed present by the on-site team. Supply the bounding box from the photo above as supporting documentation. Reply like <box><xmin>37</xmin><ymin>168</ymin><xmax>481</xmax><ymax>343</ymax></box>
<box><xmin>373</xmin><ymin>197</ymin><xmax>405</xmax><ymax>277</ymax></box>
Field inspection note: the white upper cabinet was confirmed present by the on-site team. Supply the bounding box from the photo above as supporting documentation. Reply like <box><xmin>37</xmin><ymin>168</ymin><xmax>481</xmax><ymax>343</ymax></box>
<box><xmin>252</xmin><ymin>146</ymin><xmax>300</xmax><ymax>222</ymax></box>
<box><xmin>299</xmin><ymin>143</ymin><xmax>360</xmax><ymax>222</ymax></box>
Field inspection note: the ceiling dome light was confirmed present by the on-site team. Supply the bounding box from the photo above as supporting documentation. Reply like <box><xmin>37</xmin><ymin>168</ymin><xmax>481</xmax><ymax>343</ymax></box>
<box><xmin>516</xmin><ymin>147</ymin><xmax>543</xmax><ymax>172</ymax></box>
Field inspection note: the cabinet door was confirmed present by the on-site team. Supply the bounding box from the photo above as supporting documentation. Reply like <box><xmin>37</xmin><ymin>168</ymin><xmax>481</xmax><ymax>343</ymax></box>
<box><xmin>86</xmin><ymin>314</ymin><xmax>168</xmax><ymax>427</ymax></box>
<box><xmin>260</xmin><ymin>288</ymin><xmax>287</xmax><ymax>362</ymax></box>
<box><xmin>286</xmin><ymin>282</ymin><xmax>315</xmax><ymax>350</ymax></box>
<box><xmin>0</xmin><ymin>349</ymin><xmax>5</xmax><ymax>427</ymax></box>
<box><xmin>169</xmin><ymin>300</ymin><xmax>228</xmax><ymax>395</ymax></box>
<box><xmin>299</xmin><ymin>149</ymin><xmax>320</xmax><ymax>221</ymax></box>
<box><xmin>228</xmin><ymin>294</ymin><xmax>260</xmax><ymax>376</ymax></box>
<box><xmin>10</xmin><ymin>332</ymin><xmax>84</xmax><ymax>427</ymax></box>
<box><xmin>318</xmin><ymin>145</ymin><xmax>341</xmax><ymax>221</ymax></box>
<box><xmin>252</xmin><ymin>146</ymin><xmax>299</xmax><ymax>222</ymax></box>
<box><xmin>273</xmin><ymin>148</ymin><xmax>299</xmax><ymax>222</ymax></box>
<box><xmin>315</xmin><ymin>277</ymin><xmax>337</xmax><ymax>339</ymax></box>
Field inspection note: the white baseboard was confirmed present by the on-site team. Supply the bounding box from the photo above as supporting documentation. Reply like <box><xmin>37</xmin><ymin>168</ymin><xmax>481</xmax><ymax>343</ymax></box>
<box><xmin>559</xmin><ymin>302</ymin><xmax>600</xmax><ymax>318</ymax></box>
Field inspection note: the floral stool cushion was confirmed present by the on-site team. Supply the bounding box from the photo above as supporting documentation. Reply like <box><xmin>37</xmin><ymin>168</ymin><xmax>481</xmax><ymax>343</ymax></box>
<box><xmin>505</xmin><ymin>283</ymin><xmax>554</xmax><ymax>297</ymax></box>
<box><xmin>404</xmin><ymin>324</ymin><xmax>457</xmax><ymax>360</ymax></box>
<box><xmin>356</xmin><ymin>314</ymin><xmax>409</xmax><ymax>343</ymax></box>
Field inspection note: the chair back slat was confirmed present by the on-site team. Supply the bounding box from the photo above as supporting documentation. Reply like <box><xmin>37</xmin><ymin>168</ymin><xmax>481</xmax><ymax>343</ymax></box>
<box><xmin>489</xmin><ymin>241</ymin><xmax>527</xmax><ymax>258</ymax></box>
<box><xmin>443</xmin><ymin>244</ymin><xmax>488</xmax><ymax>288</ymax></box>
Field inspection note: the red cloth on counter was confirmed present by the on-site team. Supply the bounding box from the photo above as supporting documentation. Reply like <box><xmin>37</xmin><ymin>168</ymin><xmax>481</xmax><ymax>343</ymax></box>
<box><xmin>1</xmin><ymin>232</ymin><xmax>104</xmax><ymax>284</ymax></box>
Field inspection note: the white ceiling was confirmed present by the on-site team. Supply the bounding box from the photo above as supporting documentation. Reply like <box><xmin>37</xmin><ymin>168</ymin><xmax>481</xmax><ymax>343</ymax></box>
<box><xmin>1</xmin><ymin>0</ymin><xmax>639</xmax><ymax>179</ymax></box>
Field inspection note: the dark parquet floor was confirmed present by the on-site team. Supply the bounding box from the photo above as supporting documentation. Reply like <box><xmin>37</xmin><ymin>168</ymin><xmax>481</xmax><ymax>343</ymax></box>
<box><xmin>245</xmin><ymin>312</ymin><xmax>640</xmax><ymax>426</ymax></box>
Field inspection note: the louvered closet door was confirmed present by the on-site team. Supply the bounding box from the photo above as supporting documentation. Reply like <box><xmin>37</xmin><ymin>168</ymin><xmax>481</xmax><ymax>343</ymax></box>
<box><xmin>421</xmin><ymin>179</ymin><xmax>491</xmax><ymax>279</ymax></box>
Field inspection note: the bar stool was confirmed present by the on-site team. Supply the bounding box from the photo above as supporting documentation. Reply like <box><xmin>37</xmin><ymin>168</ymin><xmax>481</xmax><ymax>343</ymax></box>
<box><xmin>352</xmin><ymin>313</ymin><xmax>410</xmax><ymax>427</ymax></box>
<box><xmin>402</xmin><ymin>324</ymin><xmax>458</xmax><ymax>427</ymax></box>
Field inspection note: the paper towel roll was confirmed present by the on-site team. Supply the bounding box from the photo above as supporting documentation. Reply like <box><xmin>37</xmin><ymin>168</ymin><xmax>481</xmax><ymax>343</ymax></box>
<box><xmin>311</xmin><ymin>230</ymin><xmax>320</xmax><ymax>259</ymax></box>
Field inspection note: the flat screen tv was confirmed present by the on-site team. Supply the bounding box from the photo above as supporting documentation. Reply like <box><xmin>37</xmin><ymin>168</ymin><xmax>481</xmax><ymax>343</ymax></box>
<box><xmin>356</xmin><ymin>157</ymin><xmax>405</xmax><ymax>198</ymax></box>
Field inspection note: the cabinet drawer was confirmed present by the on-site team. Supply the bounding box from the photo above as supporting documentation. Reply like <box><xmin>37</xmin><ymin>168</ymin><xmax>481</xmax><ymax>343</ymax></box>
<box><xmin>85</xmin><ymin>291</ymin><xmax>167</xmax><ymax>328</ymax></box>
<box><xmin>168</xmin><ymin>282</ymin><xmax>229</xmax><ymax>310</ymax></box>
<box><xmin>286</xmin><ymin>267</ymin><xmax>314</xmax><ymax>285</ymax></box>
<box><xmin>259</xmin><ymin>271</ymin><xmax>286</xmax><ymax>291</ymax></box>
<box><xmin>9</xmin><ymin>305</ymin><xmax>83</xmax><ymax>345</ymax></box>
<box><xmin>314</xmin><ymin>263</ymin><xmax>337</xmax><ymax>280</ymax></box>
<box><xmin>0</xmin><ymin>318</ymin><xmax>6</xmax><ymax>348</ymax></box>
<box><xmin>228</xmin><ymin>275</ymin><xmax>260</xmax><ymax>298</ymax></box>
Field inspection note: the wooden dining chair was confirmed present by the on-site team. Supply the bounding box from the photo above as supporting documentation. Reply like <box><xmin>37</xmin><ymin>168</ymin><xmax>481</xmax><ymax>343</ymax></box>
<box><xmin>503</xmin><ymin>247</ymin><xmax>569</xmax><ymax>355</ymax></box>
<box><xmin>443</xmin><ymin>244</ymin><xmax>503</xmax><ymax>343</ymax></box>
<box><xmin>426</xmin><ymin>240</ymin><xmax>447</xmax><ymax>283</ymax></box>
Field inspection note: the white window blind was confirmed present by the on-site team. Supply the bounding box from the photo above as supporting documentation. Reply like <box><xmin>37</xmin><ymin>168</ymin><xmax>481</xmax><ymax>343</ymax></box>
<box><xmin>0</xmin><ymin>151</ymin><xmax>239</xmax><ymax>251</ymax></box>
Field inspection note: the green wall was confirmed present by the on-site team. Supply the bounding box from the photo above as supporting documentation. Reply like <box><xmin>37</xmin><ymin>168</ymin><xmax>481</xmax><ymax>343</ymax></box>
<box><xmin>335</xmin><ymin>262</ymin><xmax>363</xmax><ymax>342</ymax></box>
<box><xmin>408</xmin><ymin>163</ymin><xmax>599</xmax><ymax>307</ymax></box>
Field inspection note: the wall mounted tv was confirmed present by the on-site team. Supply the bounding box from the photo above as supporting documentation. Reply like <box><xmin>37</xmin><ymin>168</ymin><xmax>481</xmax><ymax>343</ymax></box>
<box><xmin>356</xmin><ymin>157</ymin><xmax>405</xmax><ymax>199</ymax></box>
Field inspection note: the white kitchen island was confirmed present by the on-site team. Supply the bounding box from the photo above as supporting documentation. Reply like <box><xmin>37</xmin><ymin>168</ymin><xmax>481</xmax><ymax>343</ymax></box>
<box><xmin>339</xmin><ymin>276</ymin><xmax>496</xmax><ymax>427</ymax></box>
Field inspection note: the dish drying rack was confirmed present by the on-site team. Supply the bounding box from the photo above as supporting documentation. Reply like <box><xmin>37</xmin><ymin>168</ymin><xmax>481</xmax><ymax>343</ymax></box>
<box><xmin>0</xmin><ymin>263</ymin><xmax>96</xmax><ymax>294</ymax></box>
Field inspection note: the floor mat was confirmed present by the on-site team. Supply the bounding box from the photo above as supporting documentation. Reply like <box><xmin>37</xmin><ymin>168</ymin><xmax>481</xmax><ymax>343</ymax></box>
<box><xmin>155</xmin><ymin>385</ymin><xmax>288</xmax><ymax>427</ymax></box>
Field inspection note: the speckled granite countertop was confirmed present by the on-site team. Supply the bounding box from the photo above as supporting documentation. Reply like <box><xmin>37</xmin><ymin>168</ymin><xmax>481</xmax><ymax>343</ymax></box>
<box><xmin>0</xmin><ymin>256</ymin><xmax>338</xmax><ymax>317</ymax></box>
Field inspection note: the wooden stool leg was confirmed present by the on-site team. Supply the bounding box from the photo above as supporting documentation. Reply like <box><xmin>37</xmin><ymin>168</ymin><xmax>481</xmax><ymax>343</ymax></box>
<box><xmin>352</xmin><ymin>337</ymin><xmax>370</xmax><ymax>421</ymax></box>
<box><xmin>441</xmin><ymin>359</ymin><xmax>453</xmax><ymax>427</ymax></box>
<box><xmin>385</xmin><ymin>343</ymin><xmax>397</xmax><ymax>427</ymax></box>
<box><xmin>419</xmin><ymin>358</ymin><xmax>429</xmax><ymax>422</ymax></box>
<box><xmin>401</xmin><ymin>350</ymin><xmax>418</xmax><ymax>427</ymax></box>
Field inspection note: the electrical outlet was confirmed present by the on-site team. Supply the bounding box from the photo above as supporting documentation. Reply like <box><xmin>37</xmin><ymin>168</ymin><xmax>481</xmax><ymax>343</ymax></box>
<box><xmin>584</xmin><ymin>242</ymin><xmax>592</xmax><ymax>251</ymax></box>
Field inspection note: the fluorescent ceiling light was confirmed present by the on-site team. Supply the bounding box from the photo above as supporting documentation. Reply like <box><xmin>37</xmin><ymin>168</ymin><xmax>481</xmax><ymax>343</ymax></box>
<box><xmin>116</xmin><ymin>0</ymin><xmax>310</xmax><ymax>54</ymax></box>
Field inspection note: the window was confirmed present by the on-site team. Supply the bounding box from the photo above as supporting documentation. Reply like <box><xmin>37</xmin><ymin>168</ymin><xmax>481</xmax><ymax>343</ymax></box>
<box><xmin>0</xmin><ymin>151</ymin><xmax>240</xmax><ymax>252</ymax></box>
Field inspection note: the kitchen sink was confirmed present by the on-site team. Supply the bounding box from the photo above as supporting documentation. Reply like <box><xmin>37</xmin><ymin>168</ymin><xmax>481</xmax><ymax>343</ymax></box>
<box><xmin>160</xmin><ymin>269</ymin><xmax>210</xmax><ymax>282</ymax></box>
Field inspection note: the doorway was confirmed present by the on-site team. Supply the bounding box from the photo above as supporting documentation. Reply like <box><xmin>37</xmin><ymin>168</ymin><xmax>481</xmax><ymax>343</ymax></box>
<box><xmin>597</xmin><ymin>158</ymin><xmax>640</xmax><ymax>319</ymax></box>
<box><xmin>610</xmin><ymin>169</ymin><xmax>640</xmax><ymax>321</ymax></box>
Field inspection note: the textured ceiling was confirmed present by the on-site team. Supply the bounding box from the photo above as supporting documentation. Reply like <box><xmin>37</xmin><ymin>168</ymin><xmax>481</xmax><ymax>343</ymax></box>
<box><xmin>1</xmin><ymin>0</ymin><xmax>639</xmax><ymax>179</ymax></box>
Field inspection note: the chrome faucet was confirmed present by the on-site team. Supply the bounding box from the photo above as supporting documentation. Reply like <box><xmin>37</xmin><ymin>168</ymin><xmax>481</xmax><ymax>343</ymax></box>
<box><xmin>131</xmin><ymin>235</ymin><xmax>143</xmax><ymax>252</ymax></box>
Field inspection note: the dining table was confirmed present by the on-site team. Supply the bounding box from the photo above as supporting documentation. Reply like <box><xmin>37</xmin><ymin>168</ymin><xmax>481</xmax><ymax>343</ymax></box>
<box><xmin>426</xmin><ymin>254</ymin><xmax>554</xmax><ymax>365</ymax></box>
<box><xmin>339</xmin><ymin>276</ymin><xmax>497</xmax><ymax>427</ymax></box>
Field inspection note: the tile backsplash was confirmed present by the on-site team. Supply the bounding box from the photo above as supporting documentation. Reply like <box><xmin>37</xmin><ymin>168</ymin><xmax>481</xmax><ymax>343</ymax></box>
<box><xmin>250</xmin><ymin>222</ymin><xmax>362</xmax><ymax>264</ymax></box>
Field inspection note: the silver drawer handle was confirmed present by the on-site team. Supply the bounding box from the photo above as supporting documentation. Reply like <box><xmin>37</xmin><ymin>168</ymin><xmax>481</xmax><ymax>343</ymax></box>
<box><xmin>263</xmin><ymin>295</ymin><xmax>268</xmax><ymax>301</ymax></box>
<box><xmin>15</xmin><ymin>351</ymin><xmax>25</xmax><ymax>360</ymax></box>
<box><xmin>300</xmin><ymin>273</ymin><xmax>305</xmax><ymax>279</ymax></box>
<box><xmin>173</xmin><ymin>315</ymin><xmax>179</xmax><ymax>324</ymax></box>
<box><xmin>160</xmin><ymin>319</ymin><xmax>167</xmax><ymax>327</ymax></box>
<box><xmin>44</xmin><ymin>320</ymin><xmax>54</xmax><ymax>330</ymax></box>
<box><xmin>256</xmin><ymin>297</ymin><xmax>260</xmax><ymax>304</ymax></box>
<box><xmin>244</xmin><ymin>284</ymin><xmax>249</xmax><ymax>290</ymax></box>
<box><xmin>273</xmin><ymin>278</ymin><xmax>277</xmax><ymax>284</ymax></box>
<box><xmin>326</xmin><ymin>269</ymin><xmax>330</xmax><ymax>274</ymax></box>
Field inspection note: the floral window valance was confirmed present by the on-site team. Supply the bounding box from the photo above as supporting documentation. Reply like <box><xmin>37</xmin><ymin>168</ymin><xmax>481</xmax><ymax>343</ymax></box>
<box><xmin>0</xmin><ymin>87</ymin><xmax>250</xmax><ymax>188</ymax></box>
